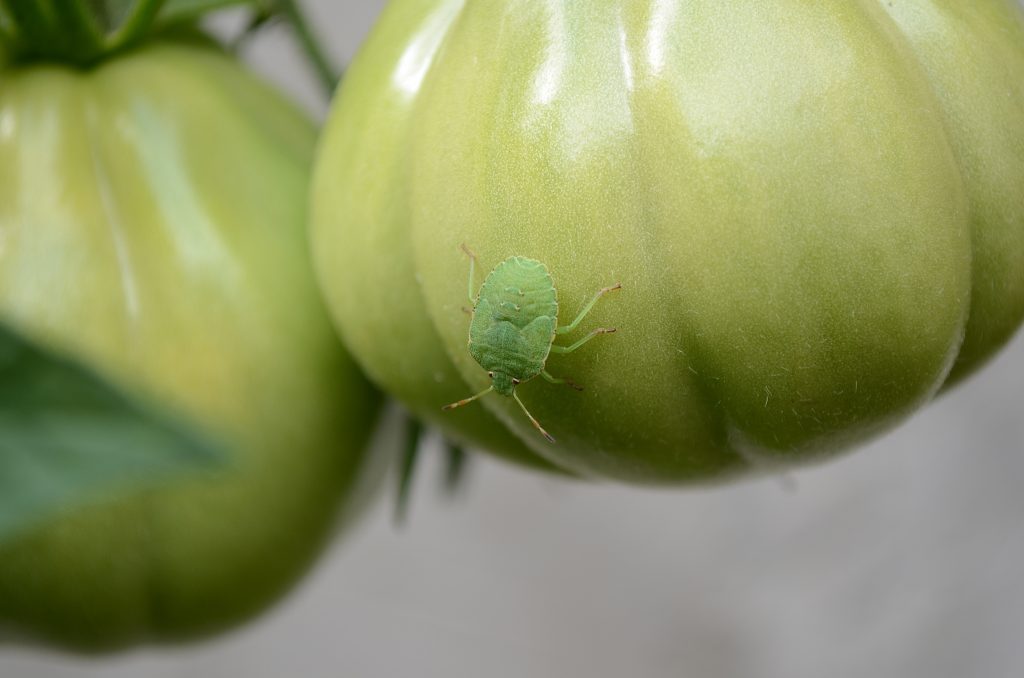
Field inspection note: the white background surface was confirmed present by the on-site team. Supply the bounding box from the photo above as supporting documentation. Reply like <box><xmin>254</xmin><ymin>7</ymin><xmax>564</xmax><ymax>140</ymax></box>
<box><xmin>2</xmin><ymin>2</ymin><xmax>1023</xmax><ymax>677</ymax></box>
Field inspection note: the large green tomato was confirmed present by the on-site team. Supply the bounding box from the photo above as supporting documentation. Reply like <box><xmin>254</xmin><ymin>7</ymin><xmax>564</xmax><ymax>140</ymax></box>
<box><xmin>312</xmin><ymin>0</ymin><xmax>1024</xmax><ymax>483</ymax></box>
<box><xmin>0</xmin><ymin>42</ymin><xmax>380</xmax><ymax>649</ymax></box>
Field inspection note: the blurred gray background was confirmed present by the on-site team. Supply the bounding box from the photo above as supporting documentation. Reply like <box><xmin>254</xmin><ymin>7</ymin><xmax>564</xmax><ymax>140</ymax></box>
<box><xmin>2</xmin><ymin>2</ymin><xmax>1023</xmax><ymax>677</ymax></box>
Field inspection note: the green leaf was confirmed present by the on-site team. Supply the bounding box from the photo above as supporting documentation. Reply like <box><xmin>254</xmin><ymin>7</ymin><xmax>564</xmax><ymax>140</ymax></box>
<box><xmin>442</xmin><ymin>440</ymin><xmax>468</xmax><ymax>496</ymax></box>
<box><xmin>393</xmin><ymin>415</ymin><xmax>422</xmax><ymax>525</ymax></box>
<box><xmin>0</xmin><ymin>321</ymin><xmax>226</xmax><ymax>547</ymax></box>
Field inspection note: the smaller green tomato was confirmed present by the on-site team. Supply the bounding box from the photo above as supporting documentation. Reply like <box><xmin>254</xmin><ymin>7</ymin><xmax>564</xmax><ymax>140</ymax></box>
<box><xmin>0</xmin><ymin>40</ymin><xmax>380</xmax><ymax>650</ymax></box>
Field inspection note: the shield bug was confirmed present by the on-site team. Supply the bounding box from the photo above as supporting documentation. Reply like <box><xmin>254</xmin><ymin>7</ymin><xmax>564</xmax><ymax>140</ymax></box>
<box><xmin>443</xmin><ymin>244</ymin><xmax>621</xmax><ymax>442</ymax></box>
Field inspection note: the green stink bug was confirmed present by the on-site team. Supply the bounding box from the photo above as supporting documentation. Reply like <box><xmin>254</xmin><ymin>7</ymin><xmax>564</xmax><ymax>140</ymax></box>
<box><xmin>443</xmin><ymin>245</ymin><xmax>621</xmax><ymax>442</ymax></box>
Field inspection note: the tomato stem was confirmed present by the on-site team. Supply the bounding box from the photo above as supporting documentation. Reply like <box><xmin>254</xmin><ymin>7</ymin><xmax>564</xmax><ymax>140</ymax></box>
<box><xmin>105</xmin><ymin>0</ymin><xmax>167</xmax><ymax>53</ymax></box>
<box><xmin>276</xmin><ymin>0</ymin><xmax>339</xmax><ymax>98</ymax></box>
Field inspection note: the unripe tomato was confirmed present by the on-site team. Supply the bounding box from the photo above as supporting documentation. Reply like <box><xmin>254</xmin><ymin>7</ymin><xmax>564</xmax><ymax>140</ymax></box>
<box><xmin>311</xmin><ymin>0</ymin><xmax>1024</xmax><ymax>483</ymax></box>
<box><xmin>0</xmin><ymin>42</ymin><xmax>380</xmax><ymax>649</ymax></box>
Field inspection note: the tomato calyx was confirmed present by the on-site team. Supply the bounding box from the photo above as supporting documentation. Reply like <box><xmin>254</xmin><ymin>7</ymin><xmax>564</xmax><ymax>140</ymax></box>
<box><xmin>0</xmin><ymin>0</ymin><xmax>158</xmax><ymax>67</ymax></box>
<box><xmin>0</xmin><ymin>0</ymin><xmax>341</xmax><ymax>100</ymax></box>
<box><xmin>0</xmin><ymin>1</ymin><xmax>277</xmax><ymax>69</ymax></box>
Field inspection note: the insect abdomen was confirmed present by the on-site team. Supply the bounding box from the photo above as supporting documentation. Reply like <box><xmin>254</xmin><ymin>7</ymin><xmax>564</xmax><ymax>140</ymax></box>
<box><xmin>470</xmin><ymin>319</ymin><xmax>548</xmax><ymax>380</ymax></box>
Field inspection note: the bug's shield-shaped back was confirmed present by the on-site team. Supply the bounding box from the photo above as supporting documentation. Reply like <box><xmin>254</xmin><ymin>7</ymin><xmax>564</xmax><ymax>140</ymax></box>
<box><xmin>477</xmin><ymin>257</ymin><xmax>558</xmax><ymax>330</ymax></box>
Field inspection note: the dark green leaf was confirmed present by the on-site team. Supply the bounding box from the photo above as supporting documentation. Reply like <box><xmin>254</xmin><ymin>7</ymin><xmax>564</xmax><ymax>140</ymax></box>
<box><xmin>0</xmin><ymin>321</ymin><xmax>225</xmax><ymax>547</ymax></box>
<box><xmin>442</xmin><ymin>440</ymin><xmax>469</xmax><ymax>497</ymax></box>
<box><xmin>393</xmin><ymin>415</ymin><xmax>422</xmax><ymax>525</ymax></box>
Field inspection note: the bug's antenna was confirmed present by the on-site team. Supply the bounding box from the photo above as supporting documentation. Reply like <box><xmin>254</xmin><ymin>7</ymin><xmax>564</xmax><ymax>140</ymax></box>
<box><xmin>443</xmin><ymin>386</ymin><xmax>494</xmax><ymax>411</ymax></box>
<box><xmin>512</xmin><ymin>390</ymin><xmax>555</xmax><ymax>443</ymax></box>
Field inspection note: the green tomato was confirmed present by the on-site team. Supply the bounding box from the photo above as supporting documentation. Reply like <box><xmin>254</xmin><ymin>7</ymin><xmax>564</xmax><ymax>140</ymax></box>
<box><xmin>0</xmin><ymin>41</ymin><xmax>380</xmax><ymax>649</ymax></box>
<box><xmin>311</xmin><ymin>0</ymin><xmax>1024</xmax><ymax>483</ymax></box>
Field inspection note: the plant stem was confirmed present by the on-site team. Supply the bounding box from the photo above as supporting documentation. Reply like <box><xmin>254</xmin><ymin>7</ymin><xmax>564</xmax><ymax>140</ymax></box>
<box><xmin>105</xmin><ymin>0</ymin><xmax>167</xmax><ymax>52</ymax></box>
<box><xmin>276</xmin><ymin>0</ymin><xmax>338</xmax><ymax>98</ymax></box>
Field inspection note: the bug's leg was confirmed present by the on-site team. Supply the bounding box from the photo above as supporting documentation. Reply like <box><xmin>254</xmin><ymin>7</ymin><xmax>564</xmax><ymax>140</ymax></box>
<box><xmin>512</xmin><ymin>390</ymin><xmax>555</xmax><ymax>443</ymax></box>
<box><xmin>557</xmin><ymin>283</ymin><xmax>622</xmax><ymax>335</ymax></box>
<box><xmin>460</xmin><ymin>243</ymin><xmax>478</xmax><ymax>305</ymax></box>
<box><xmin>442</xmin><ymin>385</ymin><xmax>494</xmax><ymax>411</ymax></box>
<box><xmin>542</xmin><ymin>370</ymin><xmax>584</xmax><ymax>391</ymax></box>
<box><xmin>550</xmin><ymin>327</ymin><xmax>617</xmax><ymax>354</ymax></box>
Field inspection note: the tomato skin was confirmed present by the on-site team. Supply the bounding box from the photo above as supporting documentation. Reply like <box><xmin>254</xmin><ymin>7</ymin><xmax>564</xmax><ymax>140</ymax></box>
<box><xmin>0</xmin><ymin>43</ymin><xmax>380</xmax><ymax>649</ymax></box>
<box><xmin>311</xmin><ymin>0</ymin><xmax>1024</xmax><ymax>483</ymax></box>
